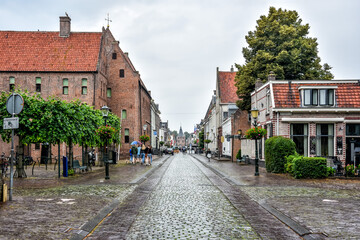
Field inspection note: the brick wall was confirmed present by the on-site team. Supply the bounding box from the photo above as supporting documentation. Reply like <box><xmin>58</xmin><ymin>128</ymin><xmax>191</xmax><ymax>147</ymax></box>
<box><xmin>231</xmin><ymin>109</ymin><xmax>251</xmax><ymax>161</ymax></box>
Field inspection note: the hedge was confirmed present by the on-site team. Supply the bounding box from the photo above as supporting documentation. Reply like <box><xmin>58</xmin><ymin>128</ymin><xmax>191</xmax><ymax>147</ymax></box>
<box><xmin>292</xmin><ymin>157</ymin><xmax>327</xmax><ymax>179</ymax></box>
<box><xmin>265</xmin><ymin>136</ymin><xmax>296</xmax><ymax>173</ymax></box>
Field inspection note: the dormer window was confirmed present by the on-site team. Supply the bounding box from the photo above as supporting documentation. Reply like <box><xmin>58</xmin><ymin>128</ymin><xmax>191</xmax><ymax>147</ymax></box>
<box><xmin>303</xmin><ymin>88</ymin><xmax>335</xmax><ymax>107</ymax></box>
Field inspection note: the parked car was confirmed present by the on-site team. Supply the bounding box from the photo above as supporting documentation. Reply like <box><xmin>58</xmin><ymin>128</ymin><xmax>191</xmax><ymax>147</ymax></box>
<box><xmin>165</xmin><ymin>148</ymin><xmax>174</xmax><ymax>155</ymax></box>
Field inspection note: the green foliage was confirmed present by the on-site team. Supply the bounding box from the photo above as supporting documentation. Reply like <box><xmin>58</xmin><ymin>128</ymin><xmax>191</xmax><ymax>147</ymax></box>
<box><xmin>265</xmin><ymin>136</ymin><xmax>296</xmax><ymax>173</ymax></box>
<box><xmin>140</xmin><ymin>135</ymin><xmax>150</xmax><ymax>143</ymax></box>
<box><xmin>345</xmin><ymin>164</ymin><xmax>356</xmax><ymax>177</ymax></box>
<box><xmin>236</xmin><ymin>149</ymin><xmax>242</xmax><ymax>160</ymax></box>
<box><xmin>199</xmin><ymin>130</ymin><xmax>204</xmax><ymax>149</ymax></box>
<box><xmin>292</xmin><ymin>157</ymin><xmax>327</xmax><ymax>179</ymax></box>
<box><xmin>327</xmin><ymin>167</ymin><xmax>335</xmax><ymax>177</ymax></box>
<box><xmin>159</xmin><ymin>141</ymin><xmax>165</xmax><ymax>146</ymax></box>
<box><xmin>0</xmin><ymin>90</ymin><xmax>120</xmax><ymax>148</ymax></box>
<box><xmin>204</xmin><ymin>139</ymin><xmax>212</xmax><ymax>144</ymax></box>
<box><xmin>235</xmin><ymin>7</ymin><xmax>334</xmax><ymax>111</ymax></box>
<box><xmin>284</xmin><ymin>152</ymin><xmax>301</xmax><ymax>176</ymax></box>
<box><xmin>245</xmin><ymin>126</ymin><xmax>267</xmax><ymax>140</ymax></box>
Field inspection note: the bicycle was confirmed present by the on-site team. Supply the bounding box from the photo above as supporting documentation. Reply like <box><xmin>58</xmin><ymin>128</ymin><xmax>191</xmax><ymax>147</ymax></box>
<box><xmin>1</xmin><ymin>152</ymin><xmax>9</xmax><ymax>179</ymax></box>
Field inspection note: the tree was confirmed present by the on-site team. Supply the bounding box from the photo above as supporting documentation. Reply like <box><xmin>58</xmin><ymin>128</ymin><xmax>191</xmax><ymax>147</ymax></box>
<box><xmin>235</xmin><ymin>7</ymin><xmax>334</xmax><ymax>111</ymax></box>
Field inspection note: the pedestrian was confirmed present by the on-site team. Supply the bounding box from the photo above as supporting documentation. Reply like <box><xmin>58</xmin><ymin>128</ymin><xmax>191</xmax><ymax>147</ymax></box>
<box><xmin>130</xmin><ymin>145</ymin><xmax>137</xmax><ymax>164</ymax></box>
<box><xmin>137</xmin><ymin>144</ymin><xmax>141</xmax><ymax>164</ymax></box>
<box><xmin>144</xmin><ymin>145</ymin><xmax>149</xmax><ymax>166</ymax></box>
<box><xmin>141</xmin><ymin>144</ymin><xmax>146</xmax><ymax>164</ymax></box>
<box><xmin>148</xmin><ymin>145</ymin><xmax>153</xmax><ymax>165</ymax></box>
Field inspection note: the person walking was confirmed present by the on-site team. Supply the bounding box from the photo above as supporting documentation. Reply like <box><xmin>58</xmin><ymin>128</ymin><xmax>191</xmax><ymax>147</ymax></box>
<box><xmin>148</xmin><ymin>145</ymin><xmax>153</xmax><ymax>165</ymax></box>
<box><xmin>144</xmin><ymin>145</ymin><xmax>149</xmax><ymax>166</ymax></box>
<box><xmin>130</xmin><ymin>145</ymin><xmax>137</xmax><ymax>164</ymax></box>
<box><xmin>137</xmin><ymin>144</ymin><xmax>141</xmax><ymax>164</ymax></box>
<box><xmin>141</xmin><ymin>144</ymin><xmax>146</xmax><ymax>165</ymax></box>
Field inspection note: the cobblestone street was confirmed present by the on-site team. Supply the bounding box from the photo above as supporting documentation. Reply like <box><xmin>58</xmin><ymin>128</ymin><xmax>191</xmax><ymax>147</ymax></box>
<box><xmin>2</xmin><ymin>153</ymin><xmax>360</xmax><ymax>239</ymax></box>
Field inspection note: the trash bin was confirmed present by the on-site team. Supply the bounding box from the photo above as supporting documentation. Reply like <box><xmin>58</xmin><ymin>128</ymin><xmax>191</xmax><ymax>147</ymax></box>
<box><xmin>111</xmin><ymin>151</ymin><xmax>117</xmax><ymax>164</ymax></box>
<box><xmin>62</xmin><ymin>156</ymin><xmax>68</xmax><ymax>177</ymax></box>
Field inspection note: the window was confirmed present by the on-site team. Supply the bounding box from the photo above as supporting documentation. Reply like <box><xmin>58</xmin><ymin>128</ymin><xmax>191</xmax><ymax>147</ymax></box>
<box><xmin>304</xmin><ymin>89</ymin><xmax>334</xmax><ymax>106</ymax></box>
<box><xmin>120</xmin><ymin>69</ymin><xmax>125</xmax><ymax>78</ymax></box>
<box><xmin>124</xmin><ymin>128</ymin><xmax>130</xmax><ymax>143</ymax></box>
<box><xmin>291</xmin><ymin>124</ymin><xmax>308</xmax><ymax>156</ymax></box>
<box><xmin>63</xmin><ymin>78</ymin><xmax>68</xmax><ymax>95</ymax></box>
<box><xmin>346</xmin><ymin>124</ymin><xmax>360</xmax><ymax>136</ymax></box>
<box><xmin>81</xmin><ymin>79</ymin><xmax>87</xmax><ymax>95</ymax></box>
<box><xmin>122</xmin><ymin>110</ymin><xmax>127</xmax><ymax>119</ymax></box>
<box><xmin>35</xmin><ymin>143</ymin><xmax>40</xmax><ymax>150</ymax></box>
<box><xmin>319</xmin><ymin>89</ymin><xmax>334</xmax><ymax>106</ymax></box>
<box><xmin>107</xmin><ymin>88</ymin><xmax>112</xmax><ymax>98</ymax></box>
<box><xmin>316</xmin><ymin>124</ymin><xmax>334</xmax><ymax>156</ymax></box>
<box><xmin>9</xmin><ymin>77</ymin><xmax>15</xmax><ymax>91</ymax></box>
<box><xmin>36</xmin><ymin>77</ymin><xmax>41</xmax><ymax>92</ymax></box>
<box><xmin>304</xmin><ymin>89</ymin><xmax>318</xmax><ymax>106</ymax></box>
<box><xmin>112</xmin><ymin>52</ymin><xmax>117</xmax><ymax>59</ymax></box>
<box><xmin>223</xmin><ymin>112</ymin><xmax>228</xmax><ymax>119</ymax></box>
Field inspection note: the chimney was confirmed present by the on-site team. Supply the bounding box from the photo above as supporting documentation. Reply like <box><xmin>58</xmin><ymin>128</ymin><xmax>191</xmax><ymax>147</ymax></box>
<box><xmin>268</xmin><ymin>71</ymin><xmax>276</xmax><ymax>81</ymax></box>
<box><xmin>230</xmin><ymin>65</ymin><xmax>234</xmax><ymax>72</ymax></box>
<box><xmin>59</xmin><ymin>14</ymin><xmax>71</xmax><ymax>37</ymax></box>
<box><xmin>255</xmin><ymin>78</ymin><xmax>263</xmax><ymax>90</ymax></box>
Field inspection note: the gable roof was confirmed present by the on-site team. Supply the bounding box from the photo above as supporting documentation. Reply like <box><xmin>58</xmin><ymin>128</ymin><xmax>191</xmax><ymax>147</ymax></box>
<box><xmin>272</xmin><ymin>81</ymin><xmax>360</xmax><ymax>108</ymax></box>
<box><xmin>0</xmin><ymin>31</ymin><xmax>102</xmax><ymax>72</ymax></box>
<box><xmin>218</xmin><ymin>71</ymin><xmax>238</xmax><ymax>103</ymax></box>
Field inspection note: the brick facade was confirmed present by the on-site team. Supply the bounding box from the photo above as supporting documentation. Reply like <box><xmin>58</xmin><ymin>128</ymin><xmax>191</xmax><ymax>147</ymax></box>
<box><xmin>0</xmin><ymin>16</ymin><xmax>152</xmax><ymax>160</ymax></box>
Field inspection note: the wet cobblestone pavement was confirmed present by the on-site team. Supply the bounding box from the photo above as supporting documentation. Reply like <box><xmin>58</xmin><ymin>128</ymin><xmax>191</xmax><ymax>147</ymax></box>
<box><xmin>2</xmin><ymin>153</ymin><xmax>360</xmax><ymax>239</ymax></box>
<box><xmin>195</xmin><ymin>155</ymin><xmax>360</xmax><ymax>240</ymax></box>
<box><xmin>125</xmin><ymin>154</ymin><xmax>260</xmax><ymax>240</ymax></box>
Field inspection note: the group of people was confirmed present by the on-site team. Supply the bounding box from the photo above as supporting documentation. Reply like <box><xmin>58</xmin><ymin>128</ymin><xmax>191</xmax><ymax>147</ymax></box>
<box><xmin>129</xmin><ymin>144</ymin><xmax>153</xmax><ymax>166</ymax></box>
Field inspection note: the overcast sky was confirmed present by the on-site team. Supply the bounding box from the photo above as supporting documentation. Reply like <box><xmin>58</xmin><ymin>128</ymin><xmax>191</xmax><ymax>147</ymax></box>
<box><xmin>1</xmin><ymin>0</ymin><xmax>359</xmax><ymax>133</ymax></box>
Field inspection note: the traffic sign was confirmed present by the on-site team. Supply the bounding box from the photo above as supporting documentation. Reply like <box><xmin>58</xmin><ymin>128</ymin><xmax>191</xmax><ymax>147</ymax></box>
<box><xmin>3</xmin><ymin>117</ymin><xmax>19</xmax><ymax>130</ymax></box>
<box><xmin>6</xmin><ymin>93</ymin><xmax>24</xmax><ymax>115</ymax></box>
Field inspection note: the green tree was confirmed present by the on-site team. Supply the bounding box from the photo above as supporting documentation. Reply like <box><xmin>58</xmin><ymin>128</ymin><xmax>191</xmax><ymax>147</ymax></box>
<box><xmin>199</xmin><ymin>130</ymin><xmax>204</xmax><ymax>149</ymax></box>
<box><xmin>235</xmin><ymin>7</ymin><xmax>333</xmax><ymax>111</ymax></box>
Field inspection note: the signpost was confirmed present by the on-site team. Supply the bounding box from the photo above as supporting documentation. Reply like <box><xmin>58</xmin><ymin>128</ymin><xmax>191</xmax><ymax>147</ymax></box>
<box><xmin>5</xmin><ymin>93</ymin><xmax>24</xmax><ymax>201</ymax></box>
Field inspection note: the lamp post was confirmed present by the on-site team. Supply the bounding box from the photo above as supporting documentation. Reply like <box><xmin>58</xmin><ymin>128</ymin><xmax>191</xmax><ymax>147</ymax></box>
<box><xmin>143</xmin><ymin>124</ymin><xmax>147</xmax><ymax>136</ymax></box>
<box><xmin>101</xmin><ymin>105</ymin><xmax>110</xmax><ymax>180</ymax></box>
<box><xmin>251</xmin><ymin>108</ymin><xmax>259</xmax><ymax>176</ymax></box>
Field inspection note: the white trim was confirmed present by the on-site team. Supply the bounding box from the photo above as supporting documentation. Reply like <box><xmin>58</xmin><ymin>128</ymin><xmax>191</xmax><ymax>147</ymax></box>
<box><xmin>270</xmin><ymin>80</ymin><xmax>359</xmax><ymax>84</ymax></box>
<box><xmin>344</xmin><ymin>120</ymin><xmax>360</xmax><ymax>123</ymax></box>
<box><xmin>265</xmin><ymin>121</ymin><xmax>272</xmax><ymax>124</ymax></box>
<box><xmin>273</xmin><ymin>108</ymin><xmax>360</xmax><ymax>113</ymax></box>
<box><xmin>299</xmin><ymin>86</ymin><xmax>338</xmax><ymax>90</ymax></box>
<box><xmin>270</xmin><ymin>82</ymin><xmax>275</xmax><ymax>109</ymax></box>
<box><xmin>281</xmin><ymin>118</ymin><xmax>344</xmax><ymax>122</ymax></box>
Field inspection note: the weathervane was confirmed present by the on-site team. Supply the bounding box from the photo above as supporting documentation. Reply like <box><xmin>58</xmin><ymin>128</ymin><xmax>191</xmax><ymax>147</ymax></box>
<box><xmin>105</xmin><ymin>13</ymin><xmax>112</xmax><ymax>28</ymax></box>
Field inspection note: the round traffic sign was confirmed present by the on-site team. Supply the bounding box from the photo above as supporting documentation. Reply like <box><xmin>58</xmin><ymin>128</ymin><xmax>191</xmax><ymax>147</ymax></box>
<box><xmin>6</xmin><ymin>93</ymin><xmax>24</xmax><ymax>115</ymax></box>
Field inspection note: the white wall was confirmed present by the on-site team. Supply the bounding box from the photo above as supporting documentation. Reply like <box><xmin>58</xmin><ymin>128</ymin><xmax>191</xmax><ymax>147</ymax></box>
<box><xmin>222</xmin><ymin>118</ymin><xmax>231</xmax><ymax>156</ymax></box>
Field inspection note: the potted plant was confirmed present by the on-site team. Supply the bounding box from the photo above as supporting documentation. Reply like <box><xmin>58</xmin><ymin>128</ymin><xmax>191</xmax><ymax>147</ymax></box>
<box><xmin>140</xmin><ymin>134</ymin><xmax>150</xmax><ymax>144</ymax></box>
<box><xmin>245</xmin><ymin>127</ymin><xmax>267</xmax><ymax>140</ymax></box>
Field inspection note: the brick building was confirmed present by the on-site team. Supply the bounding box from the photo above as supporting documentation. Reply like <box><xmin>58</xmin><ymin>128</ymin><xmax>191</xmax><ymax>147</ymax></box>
<box><xmin>0</xmin><ymin>15</ymin><xmax>152</xmax><ymax>159</ymax></box>
<box><xmin>242</xmin><ymin>73</ymin><xmax>360</xmax><ymax>166</ymax></box>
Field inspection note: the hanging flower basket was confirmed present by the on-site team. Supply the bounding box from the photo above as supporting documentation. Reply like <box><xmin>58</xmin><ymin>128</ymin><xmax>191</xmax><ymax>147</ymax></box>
<box><xmin>245</xmin><ymin>127</ymin><xmax>267</xmax><ymax>140</ymax></box>
<box><xmin>96</xmin><ymin>125</ymin><xmax>117</xmax><ymax>142</ymax></box>
<box><xmin>140</xmin><ymin>135</ymin><xmax>150</xmax><ymax>143</ymax></box>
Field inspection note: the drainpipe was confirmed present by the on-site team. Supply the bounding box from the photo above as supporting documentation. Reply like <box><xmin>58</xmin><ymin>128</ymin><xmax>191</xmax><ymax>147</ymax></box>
<box><xmin>276</xmin><ymin>112</ymin><xmax>279</xmax><ymax>136</ymax></box>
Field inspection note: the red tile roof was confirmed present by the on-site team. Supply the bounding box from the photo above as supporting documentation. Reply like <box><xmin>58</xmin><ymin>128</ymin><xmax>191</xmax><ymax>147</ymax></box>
<box><xmin>0</xmin><ymin>31</ymin><xmax>102</xmax><ymax>72</ymax></box>
<box><xmin>218</xmin><ymin>71</ymin><xmax>238</xmax><ymax>103</ymax></box>
<box><xmin>272</xmin><ymin>82</ymin><xmax>360</xmax><ymax>108</ymax></box>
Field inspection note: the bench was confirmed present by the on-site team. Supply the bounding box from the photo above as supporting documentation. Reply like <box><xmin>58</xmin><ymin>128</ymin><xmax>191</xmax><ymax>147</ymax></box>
<box><xmin>73</xmin><ymin>160</ymin><xmax>87</xmax><ymax>173</ymax></box>
<box><xmin>237</xmin><ymin>155</ymin><xmax>248</xmax><ymax>164</ymax></box>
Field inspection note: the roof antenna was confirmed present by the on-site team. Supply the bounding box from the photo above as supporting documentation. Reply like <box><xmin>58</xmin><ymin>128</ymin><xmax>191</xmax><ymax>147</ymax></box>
<box><xmin>105</xmin><ymin>13</ymin><xmax>112</xmax><ymax>28</ymax></box>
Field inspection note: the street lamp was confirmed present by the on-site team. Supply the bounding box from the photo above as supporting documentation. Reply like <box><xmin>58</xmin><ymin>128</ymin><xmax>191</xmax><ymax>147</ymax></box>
<box><xmin>251</xmin><ymin>108</ymin><xmax>259</xmax><ymax>176</ymax></box>
<box><xmin>237</xmin><ymin>129</ymin><xmax>242</xmax><ymax>140</ymax></box>
<box><xmin>101</xmin><ymin>105</ymin><xmax>110</xmax><ymax>180</ymax></box>
<box><xmin>143</xmin><ymin>124</ymin><xmax>148</xmax><ymax>135</ymax></box>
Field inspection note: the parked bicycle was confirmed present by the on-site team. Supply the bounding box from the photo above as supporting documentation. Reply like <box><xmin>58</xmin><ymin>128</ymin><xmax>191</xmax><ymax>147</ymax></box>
<box><xmin>1</xmin><ymin>152</ymin><xmax>9</xmax><ymax>178</ymax></box>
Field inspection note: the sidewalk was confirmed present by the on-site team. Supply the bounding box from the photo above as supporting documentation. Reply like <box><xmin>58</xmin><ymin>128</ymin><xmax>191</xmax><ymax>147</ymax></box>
<box><xmin>192</xmin><ymin>153</ymin><xmax>360</xmax><ymax>239</ymax></box>
<box><xmin>0</xmin><ymin>154</ymin><xmax>166</xmax><ymax>240</ymax></box>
